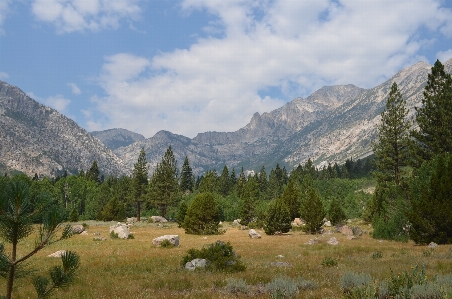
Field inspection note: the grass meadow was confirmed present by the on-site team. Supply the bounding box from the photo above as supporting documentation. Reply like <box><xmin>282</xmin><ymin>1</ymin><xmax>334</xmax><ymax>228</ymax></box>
<box><xmin>10</xmin><ymin>221</ymin><xmax>452</xmax><ymax>298</ymax></box>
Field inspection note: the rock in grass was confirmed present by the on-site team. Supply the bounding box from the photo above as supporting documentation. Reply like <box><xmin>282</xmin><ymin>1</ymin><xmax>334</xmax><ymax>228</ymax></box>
<box><xmin>327</xmin><ymin>237</ymin><xmax>339</xmax><ymax>245</ymax></box>
<box><xmin>151</xmin><ymin>216</ymin><xmax>167</xmax><ymax>223</ymax></box>
<box><xmin>249</xmin><ymin>229</ymin><xmax>261</xmax><ymax>239</ymax></box>
<box><xmin>48</xmin><ymin>250</ymin><xmax>66</xmax><ymax>257</ymax></box>
<box><xmin>185</xmin><ymin>258</ymin><xmax>208</xmax><ymax>271</ymax></box>
<box><xmin>109</xmin><ymin>222</ymin><xmax>130</xmax><ymax>239</ymax></box>
<box><xmin>428</xmin><ymin>242</ymin><xmax>438</xmax><ymax>248</ymax></box>
<box><xmin>152</xmin><ymin>235</ymin><xmax>180</xmax><ymax>246</ymax></box>
<box><xmin>71</xmin><ymin>224</ymin><xmax>85</xmax><ymax>234</ymax></box>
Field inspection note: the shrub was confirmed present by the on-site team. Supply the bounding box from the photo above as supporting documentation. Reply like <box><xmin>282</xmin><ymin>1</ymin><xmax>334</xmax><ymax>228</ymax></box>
<box><xmin>299</xmin><ymin>176</ymin><xmax>326</xmax><ymax>234</ymax></box>
<box><xmin>321</xmin><ymin>257</ymin><xmax>338</xmax><ymax>267</ymax></box>
<box><xmin>340</xmin><ymin>271</ymin><xmax>373</xmax><ymax>294</ymax></box>
<box><xmin>266</xmin><ymin>275</ymin><xmax>317</xmax><ymax>299</ymax></box>
<box><xmin>263</xmin><ymin>198</ymin><xmax>292</xmax><ymax>235</ymax></box>
<box><xmin>160</xmin><ymin>239</ymin><xmax>174</xmax><ymax>248</ymax></box>
<box><xmin>176</xmin><ymin>201</ymin><xmax>188</xmax><ymax>228</ymax></box>
<box><xmin>328</xmin><ymin>196</ymin><xmax>346</xmax><ymax>225</ymax></box>
<box><xmin>181</xmin><ymin>240</ymin><xmax>246</xmax><ymax>272</ymax></box>
<box><xmin>69</xmin><ymin>207</ymin><xmax>79</xmax><ymax>222</ymax></box>
<box><xmin>371</xmin><ymin>251</ymin><xmax>382</xmax><ymax>259</ymax></box>
<box><xmin>225</xmin><ymin>278</ymin><xmax>248</xmax><ymax>295</ymax></box>
<box><xmin>183</xmin><ymin>193</ymin><xmax>223</xmax><ymax>235</ymax></box>
<box><xmin>110</xmin><ymin>231</ymin><xmax>119</xmax><ymax>239</ymax></box>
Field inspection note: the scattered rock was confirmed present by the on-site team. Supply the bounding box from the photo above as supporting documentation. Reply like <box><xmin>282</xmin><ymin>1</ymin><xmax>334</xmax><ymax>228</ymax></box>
<box><xmin>341</xmin><ymin>225</ymin><xmax>353</xmax><ymax>236</ymax></box>
<box><xmin>93</xmin><ymin>236</ymin><xmax>106</xmax><ymax>241</ymax></box>
<box><xmin>292</xmin><ymin>218</ymin><xmax>304</xmax><ymax>226</ymax></box>
<box><xmin>327</xmin><ymin>237</ymin><xmax>339</xmax><ymax>245</ymax></box>
<box><xmin>249</xmin><ymin>229</ymin><xmax>261</xmax><ymax>239</ymax></box>
<box><xmin>48</xmin><ymin>250</ymin><xmax>66</xmax><ymax>257</ymax></box>
<box><xmin>93</xmin><ymin>232</ymin><xmax>101</xmax><ymax>236</ymax></box>
<box><xmin>71</xmin><ymin>224</ymin><xmax>85</xmax><ymax>234</ymax></box>
<box><xmin>109</xmin><ymin>222</ymin><xmax>130</xmax><ymax>239</ymax></box>
<box><xmin>276</xmin><ymin>255</ymin><xmax>284</xmax><ymax>258</ymax></box>
<box><xmin>324</xmin><ymin>220</ymin><xmax>332</xmax><ymax>227</ymax></box>
<box><xmin>127</xmin><ymin>217</ymin><xmax>135</xmax><ymax>225</ymax></box>
<box><xmin>185</xmin><ymin>258</ymin><xmax>209</xmax><ymax>271</ymax></box>
<box><xmin>352</xmin><ymin>226</ymin><xmax>363</xmax><ymax>236</ymax></box>
<box><xmin>81</xmin><ymin>231</ymin><xmax>88</xmax><ymax>235</ymax></box>
<box><xmin>347</xmin><ymin>235</ymin><xmax>356</xmax><ymax>240</ymax></box>
<box><xmin>270</xmin><ymin>261</ymin><xmax>292</xmax><ymax>267</ymax></box>
<box><xmin>305</xmin><ymin>238</ymin><xmax>318</xmax><ymax>245</ymax></box>
<box><xmin>151</xmin><ymin>216</ymin><xmax>167</xmax><ymax>223</ymax></box>
<box><xmin>428</xmin><ymin>242</ymin><xmax>438</xmax><ymax>249</ymax></box>
<box><xmin>233</xmin><ymin>219</ymin><xmax>241</xmax><ymax>226</ymax></box>
<box><xmin>152</xmin><ymin>235</ymin><xmax>180</xmax><ymax>246</ymax></box>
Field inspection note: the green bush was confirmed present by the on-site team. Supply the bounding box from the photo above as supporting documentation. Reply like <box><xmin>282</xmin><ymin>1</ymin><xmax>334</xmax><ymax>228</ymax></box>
<box><xmin>225</xmin><ymin>278</ymin><xmax>248</xmax><ymax>295</ymax></box>
<box><xmin>181</xmin><ymin>240</ymin><xmax>246</xmax><ymax>272</ymax></box>
<box><xmin>183</xmin><ymin>192</ymin><xmax>223</xmax><ymax>235</ymax></box>
<box><xmin>328</xmin><ymin>196</ymin><xmax>346</xmax><ymax>225</ymax></box>
<box><xmin>159</xmin><ymin>239</ymin><xmax>174</xmax><ymax>248</ymax></box>
<box><xmin>263</xmin><ymin>198</ymin><xmax>292</xmax><ymax>235</ymax></box>
<box><xmin>340</xmin><ymin>271</ymin><xmax>373</xmax><ymax>295</ymax></box>
<box><xmin>109</xmin><ymin>231</ymin><xmax>119</xmax><ymax>239</ymax></box>
<box><xmin>321</xmin><ymin>257</ymin><xmax>338</xmax><ymax>267</ymax></box>
<box><xmin>371</xmin><ymin>251</ymin><xmax>382</xmax><ymax>259</ymax></box>
<box><xmin>266</xmin><ymin>275</ymin><xmax>317</xmax><ymax>299</ymax></box>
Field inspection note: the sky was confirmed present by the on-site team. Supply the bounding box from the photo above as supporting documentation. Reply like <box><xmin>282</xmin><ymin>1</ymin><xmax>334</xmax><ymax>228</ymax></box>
<box><xmin>1</xmin><ymin>0</ymin><xmax>452</xmax><ymax>139</ymax></box>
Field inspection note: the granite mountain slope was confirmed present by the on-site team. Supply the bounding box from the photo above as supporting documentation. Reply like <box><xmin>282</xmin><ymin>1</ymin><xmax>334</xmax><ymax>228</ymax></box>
<box><xmin>115</xmin><ymin>59</ymin><xmax>452</xmax><ymax>174</ymax></box>
<box><xmin>0</xmin><ymin>81</ymin><xmax>126</xmax><ymax>177</ymax></box>
<box><xmin>91</xmin><ymin>128</ymin><xmax>145</xmax><ymax>150</ymax></box>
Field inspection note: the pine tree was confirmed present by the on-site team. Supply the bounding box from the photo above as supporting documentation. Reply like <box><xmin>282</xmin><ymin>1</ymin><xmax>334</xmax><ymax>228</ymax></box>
<box><xmin>412</xmin><ymin>59</ymin><xmax>452</xmax><ymax>166</ymax></box>
<box><xmin>180</xmin><ymin>156</ymin><xmax>193</xmax><ymax>193</ymax></box>
<box><xmin>230</xmin><ymin>168</ymin><xmax>237</xmax><ymax>187</ymax></box>
<box><xmin>373</xmin><ymin>82</ymin><xmax>411</xmax><ymax>186</ymax></box>
<box><xmin>236</xmin><ymin>167</ymin><xmax>247</xmax><ymax>199</ymax></box>
<box><xmin>408</xmin><ymin>153</ymin><xmax>452</xmax><ymax>244</ymax></box>
<box><xmin>148</xmin><ymin>146</ymin><xmax>179</xmax><ymax>218</ymax></box>
<box><xmin>198</xmin><ymin>170</ymin><xmax>219</xmax><ymax>193</ymax></box>
<box><xmin>258</xmin><ymin>165</ymin><xmax>268</xmax><ymax>198</ymax></box>
<box><xmin>239</xmin><ymin>175</ymin><xmax>259</xmax><ymax>226</ymax></box>
<box><xmin>183</xmin><ymin>193</ymin><xmax>222</xmax><ymax>235</ymax></box>
<box><xmin>218</xmin><ymin>165</ymin><xmax>231</xmax><ymax>196</ymax></box>
<box><xmin>132</xmin><ymin>148</ymin><xmax>148</xmax><ymax>221</ymax></box>
<box><xmin>299</xmin><ymin>175</ymin><xmax>325</xmax><ymax>234</ymax></box>
<box><xmin>328</xmin><ymin>196</ymin><xmax>346</xmax><ymax>225</ymax></box>
<box><xmin>281</xmin><ymin>180</ymin><xmax>300</xmax><ymax>220</ymax></box>
<box><xmin>86</xmin><ymin>160</ymin><xmax>101</xmax><ymax>184</ymax></box>
<box><xmin>263</xmin><ymin>197</ymin><xmax>292</xmax><ymax>235</ymax></box>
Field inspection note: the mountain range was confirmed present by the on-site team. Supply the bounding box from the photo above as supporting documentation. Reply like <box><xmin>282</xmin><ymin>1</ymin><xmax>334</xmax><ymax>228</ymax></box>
<box><xmin>1</xmin><ymin>58</ymin><xmax>451</xmax><ymax>177</ymax></box>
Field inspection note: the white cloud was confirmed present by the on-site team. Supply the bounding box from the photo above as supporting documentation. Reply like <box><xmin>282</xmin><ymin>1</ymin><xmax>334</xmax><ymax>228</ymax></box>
<box><xmin>0</xmin><ymin>71</ymin><xmax>9</xmax><ymax>80</ymax></box>
<box><xmin>67</xmin><ymin>82</ymin><xmax>81</xmax><ymax>94</ymax></box>
<box><xmin>31</xmin><ymin>0</ymin><xmax>142</xmax><ymax>33</ymax></box>
<box><xmin>44</xmin><ymin>94</ymin><xmax>72</xmax><ymax>114</ymax></box>
<box><xmin>436</xmin><ymin>49</ymin><xmax>452</xmax><ymax>62</ymax></box>
<box><xmin>89</xmin><ymin>0</ymin><xmax>452</xmax><ymax>138</ymax></box>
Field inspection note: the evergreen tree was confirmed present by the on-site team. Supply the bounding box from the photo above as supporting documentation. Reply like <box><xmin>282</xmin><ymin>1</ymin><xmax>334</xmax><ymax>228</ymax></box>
<box><xmin>176</xmin><ymin>201</ymin><xmax>188</xmax><ymax>228</ymax></box>
<box><xmin>183</xmin><ymin>193</ymin><xmax>222</xmax><ymax>235</ymax></box>
<box><xmin>230</xmin><ymin>168</ymin><xmax>237</xmax><ymax>187</ymax></box>
<box><xmin>132</xmin><ymin>148</ymin><xmax>148</xmax><ymax>221</ymax></box>
<box><xmin>86</xmin><ymin>160</ymin><xmax>101</xmax><ymax>184</ymax></box>
<box><xmin>236</xmin><ymin>167</ymin><xmax>247</xmax><ymax>199</ymax></box>
<box><xmin>148</xmin><ymin>146</ymin><xmax>179</xmax><ymax>218</ymax></box>
<box><xmin>268</xmin><ymin>164</ymin><xmax>284</xmax><ymax>199</ymax></box>
<box><xmin>299</xmin><ymin>175</ymin><xmax>325</xmax><ymax>234</ymax></box>
<box><xmin>258</xmin><ymin>165</ymin><xmax>268</xmax><ymax>198</ymax></box>
<box><xmin>180</xmin><ymin>156</ymin><xmax>194</xmax><ymax>193</ymax></box>
<box><xmin>408</xmin><ymin>153</ymin><xmax>452</xmax><ymax>244</ymax></box>
<box><xmin>303</xmin><ymin>159</ymin><xmax>317</xmax><ymax>179</ymax></box>
<box><xmin>263</xmin><ymin>197</ymin><xmax>292</xmax><ymax>235</ymax></box>
<box><xmin>198</xmin><ymin>170</ymin><xmax>219</xmax><ymax>193</ymax></box>
<box><xmin>412</xmin><ymin>59</ymin><xmax>452</xmax><ymax>166</ymax></box>
<box><xmin>372</xmin><ymin>82</ymin><xmax>411</xmax><ymax>186</ymax></box>
<box><xmin>281</xmin><ymin>180</ymin><xmax>300</xmax><ymax>220</ymax></box>
<box><xmin>218</xmin><ymin>165</ymin><xmax>231</xmax><ymax>196</ymax></box>
<box><xmin>239</xmin><ymin>175</ymin><xmax>259</xmax><ymax>226</ymax></box>
<box><xmin>99</xmin><ymin>197</ymin><xmax>126</xmax><ymax>221</ymax></box>
<box><xmin>328</xmin><ymin>196</ymin><xmax>346</xmax><ymax>225</ymax></box>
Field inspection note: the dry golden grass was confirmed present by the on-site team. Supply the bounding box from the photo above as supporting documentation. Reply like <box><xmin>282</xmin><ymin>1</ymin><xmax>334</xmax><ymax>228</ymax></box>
<box><xmin>9</xmin><ymin>221</ymin><xmax>452</xmax><ymax>298</ymax></box>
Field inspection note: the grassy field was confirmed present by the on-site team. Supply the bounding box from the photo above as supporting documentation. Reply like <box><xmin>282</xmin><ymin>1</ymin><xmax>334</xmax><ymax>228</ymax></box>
<box><xmin>10</xmin><ymin>221</ymin><xmax>452</xmax><ymax>299</ymax></box>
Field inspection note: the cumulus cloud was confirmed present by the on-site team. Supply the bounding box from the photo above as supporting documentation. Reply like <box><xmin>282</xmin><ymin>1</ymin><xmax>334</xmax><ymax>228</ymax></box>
<box><xmin>89</xmin><ymin>0</ymin><xmax>452</xmax><ymax>138</ymax></box>
<box><xmin>0</xmin><ymin>71</ymin><xmax>9</xmax><ymax>80</ymax></box>
<box><xmin>437</xmin><ymin>49</ymin><xmax>452</xmax><ymax>62</ymax></box>
<box><xmin>67</xmin><ymin>82</ymin><xmax>81</xmax><ymax>94</ymax></box>
<box><xmin>31</xmin><ymin>0</ymin><xmax>142</xmax><ymax>33</ymax></box>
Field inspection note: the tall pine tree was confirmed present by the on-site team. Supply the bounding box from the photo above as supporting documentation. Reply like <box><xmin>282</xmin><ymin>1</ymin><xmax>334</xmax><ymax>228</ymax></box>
<box><xmin>148</xmin><ymin>146</ymin><xmax>179</xmax><ymax>218</ymax></box>
<box><xmin>411</xmin><ymin>59</ymin><xmax>452</xmax><ymax>166</ymax></box>
<box><xmin>180</xmin><ymin>156</ymin><xmax>193</xmax><ymax>193</ymax></box>
<box><xmin>132</xmin><ymin>148</ymin><xmax>148</xmax><ymax>221</ymax></box>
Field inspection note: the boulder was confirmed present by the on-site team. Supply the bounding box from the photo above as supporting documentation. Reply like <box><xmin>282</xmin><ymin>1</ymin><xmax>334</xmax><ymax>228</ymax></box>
<box><xmin>151</xmin><ymin>216</ymin><xmax>168</xmax><ymax>223</ymax></box>
<box><xmin>352</xmin><ymin>226</ymin><xmax>363</xmax><ymax>236</ymax></box>
<box><xmin>127</xmin><ymin>217</ymin><xmax>135</xmax><ymax>225</ymax></box>
<box><xmin>48</xmin><ymin>250</ymin><xmax>66</xmax><ymax>257</ymax></box>
<box><xmin>327</xmin><ymin>237</ymin><xmax>339</xmax><ymax>245</ymax></box>
<box><xmin>80</xmin><ymin>231</ymin><xmax>88</xmax><ymax>235</ymax></box>
<box><xmin>185</xmin><ymin>258</ymin><xmax>208</xmax><ymax>271</ymax></box>
<box><xmin>341</xmin><ymin>225</ymin><xmax>353</xmax><ymax>236</ymax></box>
<box><xmin>152</xmin><ymin>235</ymin><xmax>180</xmax><ymax>246</ymax></box>
<box><xmin>270</xmin><ymin>261</ymin><xmax>292</xmax><ymax>267</ymax></box>
<box><xmin>428</xmin><ymin>242</ymin><xmax>438</xmax><ymax>249</ymax></box>
<box><xmin>347</xmin><ymin>235</ymin><xmax>356</xmax><ymax>240</ymax></box>
<box><xmin>305</xmin><ymin>238</ymin><xmax>318</xmax><ymax>245</ymax></box>
<box><xmin>324</xmin><ymin>220</ymin><xmax>332</xmax><ymax>227</ymax></box>
<box><xmin>248</xmin><ymin>229</ymin><xmax>261</xmax><ymax>239</ymax></box>
<box><xmin>109</xmin><ymin>222</ymin><xmax>130</xmax><ymax>239</ymax></box>
<box><xmin>233</xmin><ymin>219</ymin><xmax>241</xmax><ymax>226</ymax></box>
<box><xmin>293</xmin><ymin>218</ymin><xmax>304</xmax><ymax>226</ymax></box>
<box><xmin>71</xmin><ymin>224</ymin><xmax>85</xmax><ymax>234</ymax></box>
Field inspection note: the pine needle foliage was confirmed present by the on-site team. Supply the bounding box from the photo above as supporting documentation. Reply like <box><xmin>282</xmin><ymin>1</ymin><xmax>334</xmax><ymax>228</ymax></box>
<box><xmin>263</xmin><ymin>197</ymin><xmax>292</xmax><ymax>235</ymax></box>
<box><xmin>299</xmin><ymin>175</ymin><xmax>325</xmax><ymax>234</ymax></box>
<box><xmin>183</xmin><ymin>192</ymin><xmax>222</xmax><ymax>235</ymax></box>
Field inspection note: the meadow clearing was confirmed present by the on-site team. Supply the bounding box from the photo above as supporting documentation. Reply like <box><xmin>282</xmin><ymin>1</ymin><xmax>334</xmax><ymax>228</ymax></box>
<box><xmin>11</xmin><ymin>221</ymin><xmax>452</xmax><ymax>299</ymax></box>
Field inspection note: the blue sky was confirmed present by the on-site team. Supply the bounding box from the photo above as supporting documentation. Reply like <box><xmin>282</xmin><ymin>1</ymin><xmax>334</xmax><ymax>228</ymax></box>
<box><xmin>1</xmin><ymin>0</ymin><xmax>452</xmax><ymax>139</ymax></box>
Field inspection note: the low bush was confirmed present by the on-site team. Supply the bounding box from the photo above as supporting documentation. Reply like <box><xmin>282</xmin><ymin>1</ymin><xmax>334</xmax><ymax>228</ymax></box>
<box><xmin>266</xmin><ymin>275</ymin><xmax>317</xmax><ymax>299</ymax></box>
<box><xmin>371</xmin><ymin>251</ymin><xmax>382</xmax><ymax>259</ymax></box>
<box><xmin>225</xmin><ymin>278</ymin><xmax>248</xmax><ymax>295</ymax></box>
<box><xmin>181</xmin><ymin>240</ymin><xmax>246</xmax><ymax>272</ymax></box>
<box><xmin>159</xmin><ymin>239</ymin><xmax>174</xmax><ymax>248</ymax></box>
<box><xmin>321</xmin><ymin>257</ymin><xmax>338</xmax><ymax>267</ymax></box>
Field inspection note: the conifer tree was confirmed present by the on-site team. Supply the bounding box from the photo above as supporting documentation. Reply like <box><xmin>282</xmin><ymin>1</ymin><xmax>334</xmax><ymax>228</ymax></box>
<box><xmin>198</xmin><ymin>170</ymin><xmax>219</xmax><ymax>193</ymax></box>
<box><xmin>148</xmin><ymin>146</ymin><xmax>179</xmax><ymax>218</ymax></box>
<box><xmin>230</xmin><ymin>168</ymin><xmax>237</xmax><ymax>187</ymax></box>
<box><xmin>258</xmin><ymin>165</ymin><xmax>268</xmax><ymax>198</ymax></box>
<box><xmin>86</xmin><ymin>160</ymin><xmax>101</xmax><ymax>184</ymax></box>
<box><xmin>263</xmin><ymin>197</ymin><xmax>292</xmax><ymax>235</ymax></box>
<box><xmin>372</xmin><ymin>82</ymin><xmax>411</xmax><ymax>186</ymax></box>
<box><xmin>236</xmin><ymin>167</ymin><xmax>247</xmax><ymax>199</ymax></box>
<box><xmin>180</xmin><ymin>156</ymin><xmax>193</xmax><ymax>193</ymax></box>
<box><xmin>218</xmin><ymin>165</ymin><xmax>231</xmax><ymax>196</ymax></box>
<box><xmin>412</xmin><ymin>59</ymin><xmax>452</xmax><ymax>166</ymax></box>
<box><xmin>299</xmin><ymin>175</ymin><xmax>325</xmax><ymax>234</ymax></box>
<box><xmin>132</xmin><ymin>148</ymin><xmax>148</xmax><ymax>221</ymax></box>
<box><xmin>183</xmin><ymin>192</ymin><xmax>222</xmax><ymax>235</ymax></box>
<box><xmin>239</xmin><ymin>175</ymin><xmax>259</xmax><ymax>226</ymax></box>
<box><xmin>281</xmin><ymin>180</ymin><xmax>300</xmax><ymax>220</ymax></box>
<box><xmin>328</xmin><ymin>196</ymin><xmax>346</xmax><ymax>225</ymax></box>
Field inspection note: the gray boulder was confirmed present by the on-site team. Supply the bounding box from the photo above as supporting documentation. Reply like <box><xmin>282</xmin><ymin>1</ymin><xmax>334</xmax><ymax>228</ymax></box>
<box><xmin>185</xmin><ymin>258</ymin><xmax>208</xmax><ymax>271</ymax></box>
<box><xmin>71</xmin><ymin>224</ymin><xmax>85</xmax><ymax>234</ymax></box>
<box><xmin>327</xmin><ymin>237</ymin><xmax>339</xmax><ymax>245</ymax></box>
<box><xmin>151</xmin><ymin>216</ymin><xmax>168</xmax><ymax>223</ymax></box>
<box><xmin>428</xmin><ymin>242</ymin><xmax>438</xmax><ymax>249</ymax></box>
<box><xmin>48</xmin><ymin>250</ymin><xmax>66</xmax><ymax>257</ymax></box>
<box><xmin>248</xmin><ymin>229</ymin><xmax>261</xmax><ymax>239</ymax></box>
<box><xmin>352</xmin><ymin>226</ymin><xmax>363</xmax><ymax>236</ymax></box>
<box><xmin>341</xmin><ymin>225</ymin><xmax>353</xmax><ymax>236</ymax></box>
<box><xmin>109</xmin><ymin>222</ymin><xmax>130</xmax><ymax>239</ymax></box>
<box><xmin>152</xmin><ymin>235</ymin><xmax>180</xmax><ymax>246</ymax></box>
